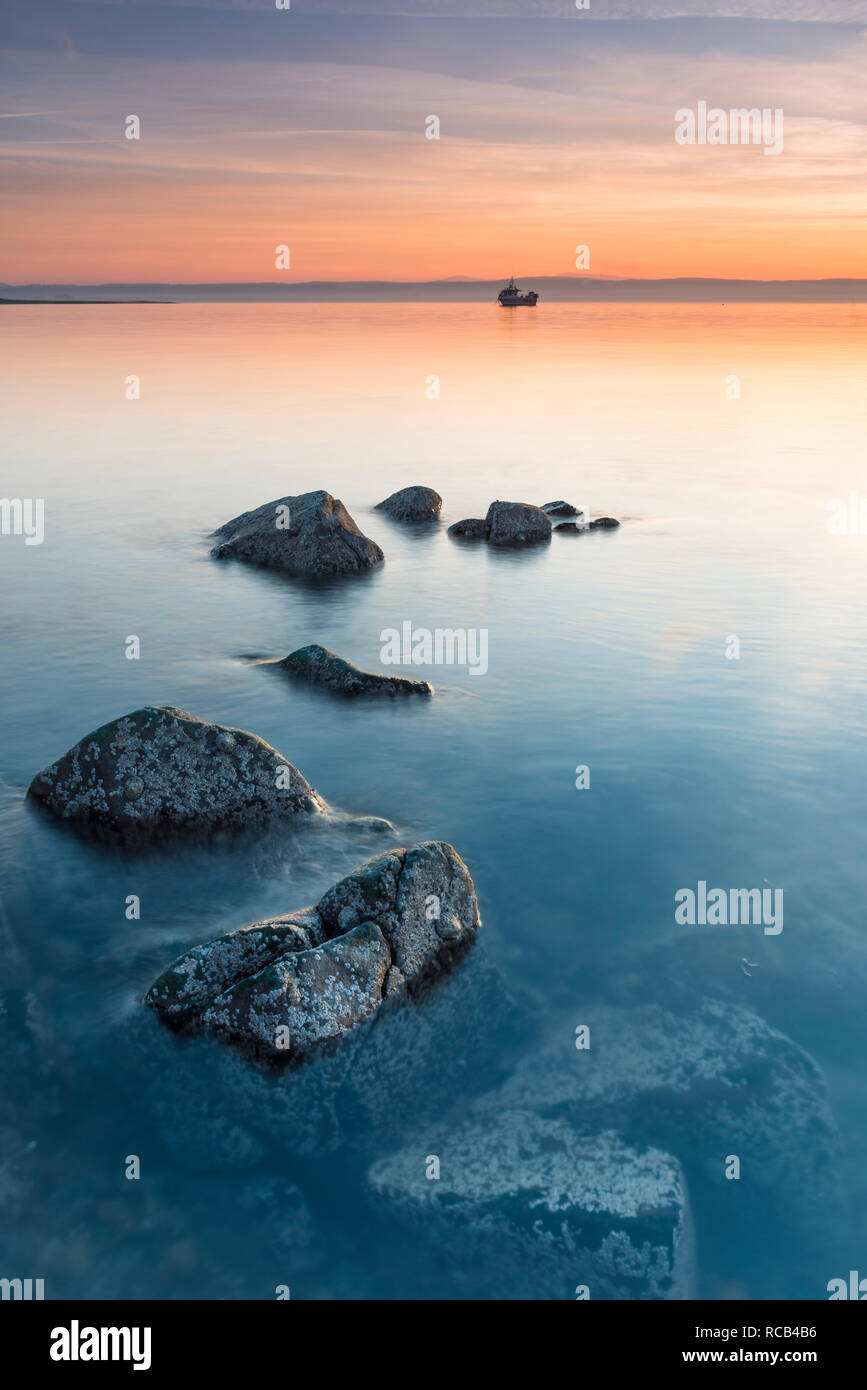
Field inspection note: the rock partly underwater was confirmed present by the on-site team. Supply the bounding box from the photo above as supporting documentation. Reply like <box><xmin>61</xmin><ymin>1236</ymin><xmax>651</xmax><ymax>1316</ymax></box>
<box><xmin>146</xmin><ymin>841</ymin><xmax>480</xmax><ymax>1060</ymax></box>
<box><xmin>27</xmin><ymin>706</ymin><xmax>326</xmax><ymax>842</ymax></box>
<box><xmin>374</xmin><ymin>486</ymin><xmax>442</xmax><ymax>523</ymax></box>
<box><xmin>212</xmin><ymin>489</ymin><xmax>384</xmax><ymax>578</ymax></box>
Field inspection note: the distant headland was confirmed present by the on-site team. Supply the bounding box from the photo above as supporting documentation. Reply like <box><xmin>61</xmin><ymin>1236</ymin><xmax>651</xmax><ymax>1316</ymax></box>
<box><xmin>2</xmin><ymin>278</ymin><xmax>866</xmax><ymax>305</ymax></box>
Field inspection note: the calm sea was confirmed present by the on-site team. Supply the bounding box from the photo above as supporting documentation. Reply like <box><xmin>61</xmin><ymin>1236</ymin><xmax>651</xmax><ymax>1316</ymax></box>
<box><xmin>1</xmin><ymin>302</ymin><xmax>865</xmax><ymax>1298</ymax></box>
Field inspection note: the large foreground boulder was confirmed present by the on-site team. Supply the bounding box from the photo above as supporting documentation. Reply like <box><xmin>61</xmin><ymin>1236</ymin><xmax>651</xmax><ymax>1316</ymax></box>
<box><xmin>146</xmin><ymin>842</ymin><xmax>480</xmax><ymax>1059</ymax></box>
<box><xmin>275</xmin><ymin>644</ymin><xmax>432</xmax><ymax>697</ymax></box>
<box><xmin>212</xmin><ymin>490</ymin><xmax>384</xmax><ymax>578</ymax></box>
<box><xmin>27</xmin><ymin>706</ymin><xmax>325</xmax><ymax>840</ymax></box>
<box><xmin>375</xmin><ymin>486</ymin><xmax>442</xmax><ymax>523</ymax></box>
<box><xmin>369</xmin><ymin>1114</ymin><xmax>693</xmax><ymax>1300</ymax></box>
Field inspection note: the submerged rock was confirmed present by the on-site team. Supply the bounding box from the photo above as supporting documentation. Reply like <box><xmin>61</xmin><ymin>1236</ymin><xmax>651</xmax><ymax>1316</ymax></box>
<box><xmin>369</xmin><ymin>1115</ymin><xmax>693</xmax><ymax>1300</ymax></box>
<box><xmin>480</xmin><ymin>1001</ymin><xmax>840</xmax><ymax>1212</ymax></box>
<box><xmin>212</xmin><ymin>489</ymin><xmax>383</xmax><ymax>578</ymax></box>
<box><xmin>485</xmin><ymin>500</ymin><xmax>552</xmax><ymax>547</ymax></box>
<box><xmin>375</xmin><ymin>486</ymin><xmax>442</xmax><ymax>523</ymax></box>
<box><xmin>447</xmin><ymin>518</ymin><xmax>489</xmax><ymax>540</ymax></box>
<box><xmin>542</xmin><ymin>500</ymin><xmax>582</xmax><ymax>518</ymax></box>
<box><xmin>276</xmin><ymin>644</ymin><xmax>432</xmax><ymax>697</ymax></box>
<box><xmin>146</xmin><ymin>841</ymin><xmax>480</xmax><ymax>1059</ymax></box>
<box><xmin>27</xmin><ymin>706</ymin><xmax>326</xmax><ymax>840</ymax></box>
<box><xmin>589</xmin><ymin>516</ymin><xmax>621</xmax><ymax>529</ymax></box>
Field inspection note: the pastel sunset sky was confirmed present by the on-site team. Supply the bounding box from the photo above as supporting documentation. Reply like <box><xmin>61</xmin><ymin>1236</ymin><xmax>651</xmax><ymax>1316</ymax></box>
<box><xmin>1</xmin><ymin>0</ymin><xmax>865</xmax><ymax>282</ymax></box>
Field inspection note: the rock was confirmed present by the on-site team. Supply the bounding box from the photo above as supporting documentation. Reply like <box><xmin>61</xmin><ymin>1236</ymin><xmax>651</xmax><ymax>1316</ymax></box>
<box><xmin>143</xmin><ymin>910</ymin><xmax>327</xmax><ymax>1024</ymax></box>
<box><xmin>146</xmin><ymin>841</ymin><xmax>481</xmax><ymax>1059</ymax></box>
<box><xmin>375</xmin><ymin>486</ymin><xmax>442</xmax><ymax>523</ymax></box>
<box><xmin>480</xmin><ymin>1002</ymin><xmax>840</xmax><ymax>1213</ymax></box>
<box><xmin>485</xmin><ymin>500</ymin><xmax>552</xmax><ymax>547</ymax></box>
<box><xmin>28</xmin><ymin>706</ymin><xmax>326</xmax><ymax>841</ymax></box>
<box><xmin>589</xmin><ymin>516</ymin><xmax>620</xmax><ymax>529</ymax></box>
<box><xmin>369</xmin><ymin>1114</ymin><xmax>693</xmax><ymax>1300</ymax></box>
<box><xmin>554</xmin><ymin>521</ymin><xmax>586</xmax><ymax>533</ymax></box>
<box><xmin>542</xmin><ymin>500</ymin><xmax>582</xmax><ymax>518</ymax></box>
<box><xmin>276</xmin><ymin>644</ymin><xmax>432</xmax><ymax>697</ymax></box>
<box><xmin>447</xmin><ymin>518</ymin><xmax>489</xmax><ymax>540</ymax></box>
<box><xmin>346</xmin><ymin>815</ymin><xmax>395</xmax><ymax>835</ymax></box>
<box><xmin>204</xmin><ymin>920</ymin><xmax>393</xmax><ymax>1056</ymax></box>
<box><xmin>212</xmin><ymin>489</ymin><xmax>384</xmax><ymax>578</ymax></box>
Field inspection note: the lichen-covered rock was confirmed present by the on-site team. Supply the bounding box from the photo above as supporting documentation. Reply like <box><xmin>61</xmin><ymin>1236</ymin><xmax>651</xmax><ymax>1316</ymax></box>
<box><xmin>485</xmin><ymin>500</ymin><xmax>552</xmax><ymax>546</ymax></box>
<box><xmin>375</xmin><ymin>486</ymin><xmax>442</xmax><ymax>523</ymax></box>
<box><xmin>480</xmin><ymin>1002</ymin><xmax>840</xmax><ymax>1211</ymax></box>
<box><xmin>212</xmin><ymin>489</ymin><xmax>384</xmax><ymax>578</ymax></box>
<box><xmin>276</xmin><ymin>644</ymin><xmax>432</xmax><ymax>697</ymax></box>
<box><xmin>205</xmin><ymin>920</ymin><xmax>393</xmax><ymax>1054</ymax></box>
<box><xmin>369</xmin><ymin>1114</ymin><xmax>693</xmax><ymax>1300</ymax></box>
<box><xmin>146</xmin><ymin>841</ymin><xmax>481</xmax><ymax>1059</ymax></box>
<box><xmin>27</xmin><ymin>706</ymin><xmax>326</xmax><ymax>840</ymax></box>
<box><xmin>542</xmin><ymin>500</ymin><xmax>582</xmax><ymax>518</ymax></box>
<box><xmin>447</xmin><ymin>518</ymin><xmax>489</xmax><ymax>539</ymax></box>
<box><xmin>144</xmin><ymin>909</ymin><xmax>326</xmax><ymax>1023</ymax></box>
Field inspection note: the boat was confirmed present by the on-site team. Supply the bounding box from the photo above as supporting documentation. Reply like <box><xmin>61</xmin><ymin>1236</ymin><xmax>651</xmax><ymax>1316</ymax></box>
<box><xmin>497</xmin><ymin>277</ymin><xmax>538</xmax><ymax>307</ymax></box>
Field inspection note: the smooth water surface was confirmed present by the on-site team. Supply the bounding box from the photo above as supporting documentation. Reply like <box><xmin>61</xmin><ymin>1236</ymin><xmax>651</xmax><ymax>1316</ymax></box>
<box><xmin>1</xmin><ymin>302</ymin><xmax>865</xmax><ymax>1299</ymax></box>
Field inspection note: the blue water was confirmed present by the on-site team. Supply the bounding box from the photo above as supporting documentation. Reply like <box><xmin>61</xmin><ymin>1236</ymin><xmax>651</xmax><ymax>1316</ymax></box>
<box><xmin>1</xmin><ymin>302</ymin><xmax>865</xmax><ymax>1299</ymax></box>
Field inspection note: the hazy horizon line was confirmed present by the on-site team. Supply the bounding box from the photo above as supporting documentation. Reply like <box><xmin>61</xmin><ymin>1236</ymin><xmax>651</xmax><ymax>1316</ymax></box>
<box><xmin>4</xmin><ymin>276</ymin><xmax>866</xmax><ymax>288</ymax></box>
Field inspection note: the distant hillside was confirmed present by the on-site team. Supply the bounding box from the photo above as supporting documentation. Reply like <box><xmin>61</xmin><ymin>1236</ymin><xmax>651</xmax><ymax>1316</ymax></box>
<box><xmin>3</xmin><ymin>278</ymin><xmax>866</xmax><ymax>304</ymax></box>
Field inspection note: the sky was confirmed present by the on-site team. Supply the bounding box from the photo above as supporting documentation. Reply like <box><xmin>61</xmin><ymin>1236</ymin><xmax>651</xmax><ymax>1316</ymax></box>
<box><xmin>1</xmin><ymin>0</ymin><xmax>865</xmax><ymax>282</ymax></box>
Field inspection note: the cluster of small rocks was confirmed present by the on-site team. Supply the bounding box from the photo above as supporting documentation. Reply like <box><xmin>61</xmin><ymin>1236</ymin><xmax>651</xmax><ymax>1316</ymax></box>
<box><xmin>449</xmin><ymin>499</ymin><xmax>620</xmax><ymax>545</ymax></box>
<box><xmin>209</xmin><ymin>486</ymin><xmax>620</xmax><ymax>580</ymax></box>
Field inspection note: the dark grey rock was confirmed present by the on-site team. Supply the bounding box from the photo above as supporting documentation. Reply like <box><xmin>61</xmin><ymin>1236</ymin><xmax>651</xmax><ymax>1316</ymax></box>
<box><xmin>542</xmin><ymin>500</ymin><xmax>582</xmax><ymax>518</ymax></box>
<box><xmin>212</xmin><ymin>489</ymin><xmax>383</xmax><ymax>578</ymax></box>
<box><xmin>447</xmin><ymin>518</ymin><xmax>489</xmax><ymax>540</ymax></box>
<box><xmin>276</xmin><ymin>644</ymin><xmax>432</xmax><ymax>697</ymax></box>
<box><xmin>369</xmin><ymin>1114</ymin><xmax>694</xmax><ymax>1300</ymax></box>
<box><xmin>375</xmin><ymin>486</ymin><xmax>442</xmax><ymax>523</ymax></box>
<box><xmin>589</xmin><ymin>516</ymin><xmax>621</xmax><ymax>529</ymax></box>
<box><xmin>554</xmin><ymin>521</ymin><xmax>586</xmax><ymax>533</ymax></box>
<box><xmin>146</xmin><ymin>841</ymin><xmax>481</xmax><ymax>1060</ymax></box>
<box><xmin>28</xmin><ymin>706</ymin><xmax>326</xmax><ymax>841</ymax></box>
<box><xmin>485</xmin><ymin>500</ymin><xmax>552</xmax><ymax>547</ymax></box>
